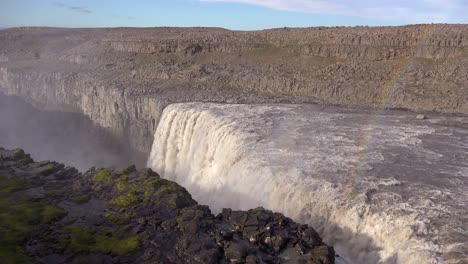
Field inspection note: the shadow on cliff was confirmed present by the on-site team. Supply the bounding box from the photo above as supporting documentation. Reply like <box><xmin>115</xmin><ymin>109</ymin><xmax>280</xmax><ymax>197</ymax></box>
<box><xmin>0</xmin><ymin>93</ymin><xmax>146</xmax><ymax>171</ymax></box>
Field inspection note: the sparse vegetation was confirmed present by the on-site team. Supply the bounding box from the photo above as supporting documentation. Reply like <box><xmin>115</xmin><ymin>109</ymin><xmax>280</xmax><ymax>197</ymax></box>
<box><xmin>93</xmin><ymin>169</ymin><xmax>112</xmax><ymax>184</ymax></box>
<box><xmin>111</xmin><ymin>192</ymin><xmax>140</xmax><ymax>207</ymax></box>
<box><xmin>157</xmin><ymin>180</ymin><xmax>179</xmax><ymax>194</ymax></box>
<box><xmin>116</xmin><ymin>175</ymin><xmax>129</xmax><ymax>192</ymax></box>
<box><xmin>41</xmin><ymin>205</ymin><xmax>68</xmax><ymax>223</ymax></box>
<box><xmin>59</xmin><ymin>225</ymin><xmax>139</xmax><ymax>254</ymax></box>
<box><xmin>12</xmin><ymin>149</ymin><xmax>33</xmax><ymax>164</ymax></box>
<box><xmin>13</xmin><ymin>149</ymin><xmax>27</xmax><ymax>160</ymax></box>
<box><xmin>38</xmin><ymin>164</ymin><xmax>56</xmax><ymax>176</ymax></box>
<box><xmin>103</xmin><ymin>211</ymin><xmax>132</xmax><ymax>225</ymax></box>
<box><xmin>167</xmin><ymin>191</ymin><xmax>193</xmax><ymax>208</ymax></box>
<box><xmin>0</xmin><ymin>176</ymin><xmax>67</xmax><ymax>263</ymax></box>
<box><xmin>69</xmin><ymin>194</ymin><xmax>90</xmax><ymax>204</ymax></box>
<box><xmin>45</xmin><ymin>189</ymin><xmax>65</xmax><ymax>198</ymax></box>
<box><xmin>122</xmin><ymin>165</ymin><xmax>136</xmax><ymax>175</ymax></box>
<box><xmin>0</xmin><ymin>147</ymin><xmax>334</xmax><ymax>263</ymax></box>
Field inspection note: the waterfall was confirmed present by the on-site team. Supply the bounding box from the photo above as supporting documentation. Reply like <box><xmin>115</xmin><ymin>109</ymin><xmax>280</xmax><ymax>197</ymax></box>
<box><xmin>148</xmin><ymin>103</ymin><xmax>453</xmax><ymax>264</ymax></box>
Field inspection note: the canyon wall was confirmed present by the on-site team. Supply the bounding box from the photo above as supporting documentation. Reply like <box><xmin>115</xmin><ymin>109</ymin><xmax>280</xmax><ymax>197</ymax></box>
<box><xmin>0</xmin><ymin>25</ymin><xmax>467</xmax><ymax>154</ymax></box>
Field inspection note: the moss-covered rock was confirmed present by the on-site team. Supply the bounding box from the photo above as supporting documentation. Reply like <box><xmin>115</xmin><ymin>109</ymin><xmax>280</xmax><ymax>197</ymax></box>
<box><xmin>69</xmin><ymin>194</ymin><xmax>90</xmax><ymax>204</ymax></box>
<box><xmin>93</xmin><ymin>169</ymin><xmax>112</xmax><ymax>184</ymax></box>
<box><xmin>12</xmin><ymin>149</ymin><xmax>33</xmax><ymax>164</ymax></box>
<box><xmin>0</xmin><ymin>147</ymin><xmax>335</xmax><ymax>264</ymax></box>
<box><xmin>122</xmin><ymin>165</ymin><xmax>137</xmax><ymax>175</ymax></box>
<box><xmin>38</xmin><ymin>163</ymin><xmax>57</xmax><ymax>176</ymax></box>
<box><xmin>115</xmin><ymin>175</ymin><xmax>129</xmax><ymax>192</ymax></box>
<box><xmin>103</xmin><ymin>211</ymin><xmax>132</xmax><ymax>225</ymax></box>
<box><xmin>0</xmin><ymin>176</ymin><xmax>67</xmax><ymax>263</ymax></box>
<box><xmin>59</xmin><ymin>225</ymin><xmax>139</xmax><ymax>255</ymax></box>
<box><xmin>111</xmin><ymin>192</ymin><xmax>140</xmax><ymax>207</ymax></box>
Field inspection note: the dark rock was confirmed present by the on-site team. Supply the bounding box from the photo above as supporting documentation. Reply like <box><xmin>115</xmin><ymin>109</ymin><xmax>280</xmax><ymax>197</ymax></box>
<box><xmin>310</xmin><ymin>245</ymin><xmax>335</xmax><ymax>264</ymax></box>
<box><xmin>0</xmin><ymin>148</ymin><xmax>334</xmax><ymax>264</ymax></box>
<box><xmin>225</xmin><ymin>242</ymin><xmax>248</xmax><ymax>262</ymax></box>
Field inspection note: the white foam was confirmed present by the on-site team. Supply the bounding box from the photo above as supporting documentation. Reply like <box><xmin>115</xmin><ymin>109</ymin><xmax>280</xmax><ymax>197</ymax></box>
<box><xmin>148</xmin><ymin>103</ymin><xmax>468</xmax><ymax>264</ymax></box>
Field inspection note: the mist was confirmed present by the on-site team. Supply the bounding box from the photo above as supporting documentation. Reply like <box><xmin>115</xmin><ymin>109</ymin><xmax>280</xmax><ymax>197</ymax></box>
<box><xmin>0</xmin><ymin>92</ymin><xmax>144</xmax><ymax>171</ymax></box>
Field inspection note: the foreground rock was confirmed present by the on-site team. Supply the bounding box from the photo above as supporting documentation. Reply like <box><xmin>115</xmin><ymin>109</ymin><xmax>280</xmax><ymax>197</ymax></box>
<box><xmin>0</xmin><ymin>147</ymin><xmax>335</xmax><ymax>264</ymax></box>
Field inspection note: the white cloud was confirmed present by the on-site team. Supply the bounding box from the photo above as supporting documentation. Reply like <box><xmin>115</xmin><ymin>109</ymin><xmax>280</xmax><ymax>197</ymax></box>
<box><xmin>53</xmin><ymin>1</ymin><xmax>92</xmax><ymax>14</ymax></box>
<box><xmin>200</xmin><ymin>0</ymin><xmax>467</xmax><ymax>23</ymax></box>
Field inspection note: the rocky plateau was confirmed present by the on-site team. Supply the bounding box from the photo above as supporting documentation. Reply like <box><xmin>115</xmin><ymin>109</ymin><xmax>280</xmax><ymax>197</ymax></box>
<box><xmin>0</xmin><ymin>25</ymin><xmax>467</xmax><ymax>156</ymax></box>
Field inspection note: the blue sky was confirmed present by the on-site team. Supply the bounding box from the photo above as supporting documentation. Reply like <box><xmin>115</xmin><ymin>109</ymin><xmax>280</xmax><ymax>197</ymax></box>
<box><xmin>1</xmin><ymin>0</ymin><xmax>467</xmax><ymax>30</ymax></box>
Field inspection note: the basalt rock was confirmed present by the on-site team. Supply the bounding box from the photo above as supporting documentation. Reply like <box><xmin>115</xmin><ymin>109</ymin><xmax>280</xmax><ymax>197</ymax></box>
<box><xmin>0</xmin><ymin>147</ymin><xmax>335</xmax><ymax>264</ymax></box>
<box><xmin>0</xmin><ymin>25</ymin><xmax>467</xmax><ymax>157</ymax></box>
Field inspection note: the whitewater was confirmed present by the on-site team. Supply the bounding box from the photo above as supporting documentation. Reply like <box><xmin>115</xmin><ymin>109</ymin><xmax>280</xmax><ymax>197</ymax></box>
<box><xmin>147</xmin><ymin>103</ymin><xmax>468</xmax><ymax>264</ymax></box>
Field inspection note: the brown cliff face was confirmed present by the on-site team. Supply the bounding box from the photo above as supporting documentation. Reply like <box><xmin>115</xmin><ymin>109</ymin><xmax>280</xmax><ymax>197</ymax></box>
<box><xmin>0</xmin><ymin>25</ymin><xmax>467</xmax><ymax>154</ymax></box>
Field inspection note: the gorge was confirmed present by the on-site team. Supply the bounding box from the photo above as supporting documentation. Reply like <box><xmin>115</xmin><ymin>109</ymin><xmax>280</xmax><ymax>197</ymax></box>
<box><xmin>0</xmin><ymin>25</ymin><xmax>467</xmax><ymax>263</ymax></box>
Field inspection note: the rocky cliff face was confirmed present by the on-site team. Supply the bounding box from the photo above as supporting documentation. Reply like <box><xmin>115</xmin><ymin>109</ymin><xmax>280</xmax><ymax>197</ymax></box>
<box><xmin>0</xmin><ymin>147</ymin><xmax>335</xmax><ymax>263</ymax></box>
<box><xmin>0</xmin><ymin>25</ymin><xmax>467</xmax><ymax>155</ymax></box>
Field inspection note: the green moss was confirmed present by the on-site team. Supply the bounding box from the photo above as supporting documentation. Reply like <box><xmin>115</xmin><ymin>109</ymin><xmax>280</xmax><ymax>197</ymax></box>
<box><xmin>116</xmin><ymin>181</ymin><xmax>126</xmax><ymax>192</ymax></box>
<box><xmin>120</xmin><ymin>174</ymin><xmax>129</xmax><ymax>181</ymax></box>
<box><xmin>115</xmin><ymin>175</ymin><xmax>129</xmax><ymax>193</ymax></box>
<box><xmin>93</xmin><ymin>169</ymin><xmax>112</xmax><ymax>184</ymax></box>
<box><xmin>59</xmin><ymin>226</ymin><xmax>96</xmax><ymax>252</ymax></box>
<box><xmin>178</xmin><ymin>237</ymin><xmax>189</xmax><ymax>249</ymax></box>
<box><xmin>0</xmin><ymin>176</ymin><xmax>66</xmax><ymax>263</ymax></box>
<box><xmin>0</xmin><ymin>246</ymin><xmax>29</xmax><ymax>264</ymax></box>
<box><xmin>13</xmin><ymin>149</ymin><xmax>26</xmax><ymax>160</ymax></box>
<box><xmin>19</xmin><ymin>157</ymin><xmax>33</xmax><ymax>164</ymax></box>
<box><xmin>143</xmin><ymin>177</ymin><xmax>164</xmax><ymax>187</ymax></box>
<box><xmin>12</xmin><ymin>149</ymin><xmax>33</xmax><ymax>164</ymax></box>
<box><xmin>103</xmin><ymin>212</ymin><xmax>131</xmax><ymax>225</ymax></box>
<box><xmin>0</xmin><ymin>199</ymin><xmax>40</xmax><ymax>263</ymax></box>
<box><xmin>41</xmin><ymin>205</ymin><xmax>68</xmax><ymax>223</ymax></box>
<box><xmin>168</xmin><ymin>194</ymin><xmax>178</xmax><ymax>207</ymax></box>
<box><xmin>143</xmin><ymin>189</ymin><xmax>152</xmax><ymax>203</ymax></box>
<box><xmin>142</xmin><ymin>168</ymin><xmax>158</xmax><ymax>177</ymax></box>
<box><xmin>162</xmin><ymin>185</ymin><xmax>177</xmax><ymax>193</ymax></box>
<box><xmin>96</xmin><ymin>235</ymin><xmax>139</xmax><ymax>254</ymax></box>
<box><xmin>60</xmin><ymin>225</ymin><xmax>139</xmax><ymax>254</ymax></box>
<box><xmin>250</xmin><ymin>208</ymin><xmax>265</xmax><ymax>216</ymax></box>
<box><xmin>38</xmin><ymin>164</ymin><xmax>56</xmax><ymax>176</ymax></box>
<box><xmin>0</xmin><ymin>177</ymin><xmax>26</xmax><ymax>195</ymax></box>
<box><xmin>111</xmin><ymin>193</ymin><xmax>140</xmax><ymax>207</ymax></box>
<box><xmin>156</xmin><ymin>180</ymin><xmax>179</xmax><ymax>194</ymax></box>
<box><xmin>167</xmin><ymin>191</ymin><xmax>192</xmax><ymax>208</ymax></box>
<box><xmin>121</xmin><ymin>165</ymin><xmax>136</xmax><ymax>175</ymax></box>
<box><xmin>69</xmin><ymin>195</ymin><xmax>90</xmax><ymax>204</ymax></box>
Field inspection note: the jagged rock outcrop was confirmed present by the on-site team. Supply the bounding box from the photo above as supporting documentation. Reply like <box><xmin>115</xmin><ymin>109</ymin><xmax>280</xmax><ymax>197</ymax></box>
<box><xmin>0</xmin><ymin>147</ymin><xmax>335</xmax><ymax>263</ymax></box>
<box><xmin>0</xmin><ymin>25</ymin><xmax>467</xmax><ymax>155</ymax></box>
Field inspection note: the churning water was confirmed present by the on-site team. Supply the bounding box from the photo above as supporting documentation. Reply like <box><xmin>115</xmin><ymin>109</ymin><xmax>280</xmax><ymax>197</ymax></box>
<box><xmin>148</xmin><ymin>103</ymin><xmax>468</xmax><ymax>264</ymax></box>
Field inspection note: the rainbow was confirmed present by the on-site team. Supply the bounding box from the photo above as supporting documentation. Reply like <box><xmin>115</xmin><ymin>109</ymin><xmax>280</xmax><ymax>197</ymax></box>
<box><xmin>345</xmin><ymin>25</ymin><xmax>437</xmax><ymax>198</ymax></box>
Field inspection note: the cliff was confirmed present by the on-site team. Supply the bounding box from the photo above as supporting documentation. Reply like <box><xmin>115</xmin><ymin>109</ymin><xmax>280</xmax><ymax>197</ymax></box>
<box><xmin>0</xmin><ymin>25</ymin><xmax>467</xmax><ymax>155</ymax></box>
<box><xmin>0</xmin><ymin>147</ymin><xmax>335</xmax><ymax>263</ymax></box>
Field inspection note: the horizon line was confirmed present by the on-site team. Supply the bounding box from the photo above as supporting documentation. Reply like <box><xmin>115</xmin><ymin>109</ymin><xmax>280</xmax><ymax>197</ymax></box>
<box><xmin>1</xmin><ymin>22</ymin><xmax>466</xmax><ymax>31</ymax></box>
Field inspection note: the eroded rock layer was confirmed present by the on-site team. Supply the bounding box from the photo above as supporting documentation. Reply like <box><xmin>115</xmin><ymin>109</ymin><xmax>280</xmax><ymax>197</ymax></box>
<box><xmin>0</xmin><ymin>25</ymin><xmax>467</xmax><ymax>154</ymax></box>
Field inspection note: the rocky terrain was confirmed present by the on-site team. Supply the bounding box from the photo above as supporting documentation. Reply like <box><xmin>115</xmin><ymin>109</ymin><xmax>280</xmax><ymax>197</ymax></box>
<box><xmin>0</xmin><ymin>147</ymin><xmax>335</xmax><ymax>264</ymax></box>
<box><xmin>0</xmin><ymin>25</ymin><xmax>467</xmax><ymax>156</ymax></box>
<box><xmin>0</xmin><ymin>25</ymin><xmax>466</xmax><ymax>263</ymax></box>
